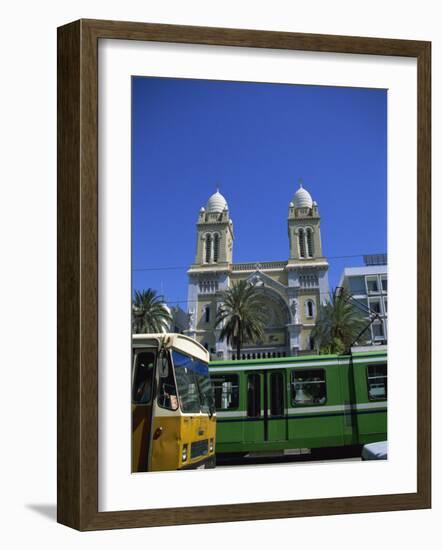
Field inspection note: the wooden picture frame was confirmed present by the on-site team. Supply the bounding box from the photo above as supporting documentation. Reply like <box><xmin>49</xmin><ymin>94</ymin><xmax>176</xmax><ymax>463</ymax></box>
<box><xmin>57</xmin><ymin>19</ymin><xmax>431</xmax><ymax>531</ymax></box>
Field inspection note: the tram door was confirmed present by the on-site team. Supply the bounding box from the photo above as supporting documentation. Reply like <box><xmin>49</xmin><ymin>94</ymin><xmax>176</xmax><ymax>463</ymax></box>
<box><xmin>266</xmin><ymin>370</ymin><xmax>288</xmax><ymax>442</ymax></box>
<box><xmin>244</xmin><ymin>372</ymin><xmax>265</xmax><ymax>443</ymax></box>
<box><xmin>243</xmin><ymin>370</ymin><xmax>288</xmax><ymax>444</ymax></box>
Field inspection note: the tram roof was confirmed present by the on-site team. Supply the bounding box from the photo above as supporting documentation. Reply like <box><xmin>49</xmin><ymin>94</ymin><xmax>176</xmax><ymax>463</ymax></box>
<box><xmin>210</xmin><ymin>348</ymin><xmax>387</xmax><ymax>369</ymax></box>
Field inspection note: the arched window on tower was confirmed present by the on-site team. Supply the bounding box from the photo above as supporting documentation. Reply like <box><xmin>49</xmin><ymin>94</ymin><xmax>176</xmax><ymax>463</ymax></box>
<box><xmin>298</xmin><ymin>228</ymin><xmax>306</xmax><ymax>258</ymax></box>
<box><xmin>204</xmin><ymin>305</ymin><xmax>211</xmax><ymax>323</ymax></box>
<box><xmin>306</xmin><ymin>228</ymin><xmax>314</xmax><ymax>258</ymax></box>
<box><xmin>213</xmin><ymin>233</ymin><xmax>220</xmax><ymax>263</ymax></box>
<box><xmin>205</xmin><ymin>234</ymin><xmax>212</xmax><ymax>263</ymax></box>
<box><xmin>306</xmin><ymin>299</ymin><xmax>315</xmax><ymax>318</ymax></box>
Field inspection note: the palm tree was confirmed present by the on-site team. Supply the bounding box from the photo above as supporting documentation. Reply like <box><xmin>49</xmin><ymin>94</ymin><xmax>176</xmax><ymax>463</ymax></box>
<box><xmin>132</xmin><ymin>289</ymin><xmax>172</xmax><ymax>334</ymax></box>
<box><xmin>215</xmin><ymin>281</ymin><xmax>266</xmax><ymax>359</ymax></box>
<box><xmin>311</xmin><ymin>288</ymin><xmax>368</xmax><ymax>354</ymax></box>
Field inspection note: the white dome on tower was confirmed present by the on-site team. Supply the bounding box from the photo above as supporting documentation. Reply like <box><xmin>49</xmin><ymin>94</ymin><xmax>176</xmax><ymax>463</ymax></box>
<box><xmin>293</xmin><ymin>184</ymin><xmax>313</xmax><ymax>209</ymax></box>
<box><xmin>206</xmin><ymin>189</ymin><xmax>228</xmax><ymax>213</ymax></box>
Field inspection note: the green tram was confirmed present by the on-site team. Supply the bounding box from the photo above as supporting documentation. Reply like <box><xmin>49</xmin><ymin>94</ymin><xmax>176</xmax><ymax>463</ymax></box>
<box><xmin>209</xmin><ymin>349</ymin><xmax>387</xmax><ymax>457</ymax></box>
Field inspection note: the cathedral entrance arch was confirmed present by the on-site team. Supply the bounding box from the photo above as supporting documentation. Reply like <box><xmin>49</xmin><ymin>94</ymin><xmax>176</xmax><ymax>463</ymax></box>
<box><xmin>236</xmin><ymin>278</ymin><xmax>291</xmax><ymax>360</ymax></box>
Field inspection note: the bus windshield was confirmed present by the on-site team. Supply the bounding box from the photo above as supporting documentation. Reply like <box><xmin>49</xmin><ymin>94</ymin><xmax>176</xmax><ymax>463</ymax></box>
<box><xmin>172</xmin><ymin>350</ymin><xmax>214</xmax><ymax>415</ymax></box>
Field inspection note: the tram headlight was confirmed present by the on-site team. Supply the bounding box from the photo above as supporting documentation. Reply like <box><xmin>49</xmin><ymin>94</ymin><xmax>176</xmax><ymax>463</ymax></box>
<box><xmin>209</xmin><ymin>438</ymin><xmax>214</xmax><ymax>453</ymax></box>
<box><xmin>182</xmin><ymin>444</ymin><xmax>188</xmax><ymax>462</ymax></box>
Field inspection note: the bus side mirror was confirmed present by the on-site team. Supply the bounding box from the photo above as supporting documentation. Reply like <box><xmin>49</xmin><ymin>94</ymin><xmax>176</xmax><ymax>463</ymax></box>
<box><xmin>159</xmin><ymin>355</ymin><xmax>169</xmax><ymax>378</ymax></box>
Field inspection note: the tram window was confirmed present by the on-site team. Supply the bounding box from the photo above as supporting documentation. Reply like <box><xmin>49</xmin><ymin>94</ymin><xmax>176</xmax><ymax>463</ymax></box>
<box><xmin>157</xmin><ymin>353</ymin><xmax>178</xmax><ymax>410</ymax></box>
<box><xmin>367</xmin><ymin>364</ymin><xmax>387</xmax><ymax>400</ymax></box>
<box><xmin>291</xmin><ymin>369</ymin><xmax>326</xmax><ymax>405</ymax></box>
<box><xmin>132</xmin><ymin>351</ymin><xmax>155</xmax><ymax>404</ymax></box>
<box><xmin>270</xmin><ymin>372</ymin><xmax>284</xmax><ymax>416</ymax></box>
<box><xmin>247</xmin><ymin>373</ymin><xmax>261</xmax><ymax>417</ymax></box>
<box><xmin>212</xmin><ymin>374</ymin><xmax>239</xmax><ymax>410</ymax></box>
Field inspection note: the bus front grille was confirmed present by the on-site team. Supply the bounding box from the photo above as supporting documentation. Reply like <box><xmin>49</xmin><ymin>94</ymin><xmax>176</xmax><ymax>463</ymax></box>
<box><xmin>191</xmin><ymin>439</ymin><xmax>209</xmax><ymax>459</ymax></box>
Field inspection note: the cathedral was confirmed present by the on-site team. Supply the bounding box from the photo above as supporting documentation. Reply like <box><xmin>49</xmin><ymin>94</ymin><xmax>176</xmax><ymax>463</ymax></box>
<box><xmin>185</xmin><ymin>183</ymin><xmax>330</xmax><ymax>360</ymax></box>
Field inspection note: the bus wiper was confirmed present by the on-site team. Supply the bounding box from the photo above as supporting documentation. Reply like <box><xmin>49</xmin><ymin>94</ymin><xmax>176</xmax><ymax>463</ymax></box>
<box><xmin>194</xmin><ymin>377</ymin><xmax>208</xmax><ymax>416</ymax></box>
<box><xmin>196</xmin><ymin>378</ymin><xmax>214</xmax><ymax>418</ymax></box>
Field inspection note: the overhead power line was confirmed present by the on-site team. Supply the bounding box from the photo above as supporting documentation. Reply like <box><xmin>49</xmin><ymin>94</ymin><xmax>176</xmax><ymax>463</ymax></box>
<box><xmin>132</xmin><ymin>253</ymin><xmax>380</xmax><ymax>272</ymax></box>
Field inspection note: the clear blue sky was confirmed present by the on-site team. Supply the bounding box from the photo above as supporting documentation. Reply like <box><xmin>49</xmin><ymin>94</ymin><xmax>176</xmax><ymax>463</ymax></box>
<box><xmin>132</xmin><ymin>76</ymin><xmax>387</xmax><ymax>307</ymax></box>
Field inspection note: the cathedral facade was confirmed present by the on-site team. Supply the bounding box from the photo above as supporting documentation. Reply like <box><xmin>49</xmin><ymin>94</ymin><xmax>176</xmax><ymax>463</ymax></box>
<box><xmin>185</xmin><ymin>184</ymin><xmax>330</xmax><ymax>360</ymax></box>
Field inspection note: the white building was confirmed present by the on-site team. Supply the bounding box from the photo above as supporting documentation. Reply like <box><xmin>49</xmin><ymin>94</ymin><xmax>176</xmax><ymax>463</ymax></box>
<box><xmin>338</xmin><ymin>255</ymin><xmax>388</xmax><ymax>345</ymax></box>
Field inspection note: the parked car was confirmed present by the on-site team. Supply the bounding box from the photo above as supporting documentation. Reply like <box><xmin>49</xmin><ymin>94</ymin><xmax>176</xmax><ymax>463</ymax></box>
<box><xmin>361</xmin><ymin>441</ymin><xmax>388</xmax><ymax>460</ymax></box>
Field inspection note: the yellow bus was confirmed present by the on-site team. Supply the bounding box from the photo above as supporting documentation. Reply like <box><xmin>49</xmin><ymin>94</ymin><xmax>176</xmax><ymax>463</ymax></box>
<box><xmin>132</xmin><ymin>333</ymin><xmax>216</xmax><ymax>472</ymax></box>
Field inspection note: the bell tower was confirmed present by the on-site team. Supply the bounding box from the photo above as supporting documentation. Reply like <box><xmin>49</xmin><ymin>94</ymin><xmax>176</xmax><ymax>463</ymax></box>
<box><xmin>288</xmin><ymin>182</ymin><xmax>323</xmax><ymax>261</ymax></box>
<box><xmin>194</xmin><ymin>189</ymin><xmax>234</xmax><ymax>267</ymax></box>
<box><xmin>286</xmin><ymin>180</ymin><xmax>330</xmax><ymax>355</ymax></box>
<box><xmin>186</xmin><ymin>189</ymin><xmax>233</xmax><ymax>358</ymax></box>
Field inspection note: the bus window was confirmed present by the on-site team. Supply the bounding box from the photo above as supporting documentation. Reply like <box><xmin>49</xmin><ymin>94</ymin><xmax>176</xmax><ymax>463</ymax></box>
<box><xmin>172</xmin><ymin>351</ymin><xmax>201</xmax><ymax>413</ymax></box>
<box><xmin>367</xmin><ymin>364</ymin><xmax>387</xmax><ymax>400</ymax></box>
<box><xmin>212</xmin><ymin>374</ymin><xmax>239</xmax><ymax>410</ymax></box>
<box><xmin>132</xmin><ymin>351</ymin><xmax>155</xmax><ymax>404</ymax></box>
<box><xmin>192</xmin><ymin>358</ymin><xmax>215</xmax><ymax>415</ymax></box>
<box><xmin>247</xmin><ymin>373</ymin><xmax>261</xmax><ymax>417</ymax></box>
<box><xmin>157</xmin><ymin>352</ymin><xmax>178</xmax><ymax>410</ymax></box>
<box><xmin>291</xmin><ymin>369</ymin><xmax>326</xmax><ymax>405</ymax></box>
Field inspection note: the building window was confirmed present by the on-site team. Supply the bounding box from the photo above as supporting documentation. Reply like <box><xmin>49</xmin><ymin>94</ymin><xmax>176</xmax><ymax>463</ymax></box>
<box><xmin>205</xmin><ymin>234</ymin><xmax>212</xmax><ymax>263</ymax></box>
<box><xmin>212</xmin><ymin>374</ymin><xmax>239</xmax><ymax>410</ymax></box>
<box><xmin>298</xmin><ymin>228</ymin><xmax>306</xmax><ymax>258</ymax></box>
<box><xmin>306</xmin><ymin>228</ymin><xmax>314</xmax><ymax>257</ymax></box>
<box><xmin>381</xmin><ymin>276</ymin><xmax>388</xmax><ymax>292</ymax></box>
<box><xmin>369</xmin><ymin>298</ymin><xmax>381</xmax><ymax>314</ymax></box>
<box><xmin>306</xmin><ymin>299</ymin><xmax>315</xmax><ymax>318</ymax></box>
<box><xmin>213</xmin><ymin>233</ymin><xmax>220</xmax><ymax>263</ymax></box>
<box><xmin>366</xmin><ymin>276</ymin><xmax>379</xmax><ymax>293</ymax></box>
<box><xmin>367</xmin><ymin>364</ymin><xmax>387</xmax><ymax>400</ymax></box>
<box><xmin>204</xmin><ymin>305</ymin><xmax>210</xmax><ymax>323</ymax></box>
<box><xmin>291</xmin><ymin>369</ymin><xmax>326</xmax><ymax>405</ymax></box>
<box><xmin>372</xmin><ymin>321</ymin><xmax>384</xmax><ymax>339</ymax></box>
<box><xmin>384</xmin><ymin>298</ymin><xmax>388</xmax><ymax>314</ymax></box>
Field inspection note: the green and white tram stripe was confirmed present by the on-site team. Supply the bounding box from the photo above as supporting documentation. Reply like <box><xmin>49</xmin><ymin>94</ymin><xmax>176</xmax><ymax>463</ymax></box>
<box><xmin>216</xmin><ymin>401</ymin><xmax>387</xmax><ymax>422</ymax></box>
<box><xmin>210</xmin><ymin>355</ymin><xmax>384</xmax><ymax>373</ymax></box>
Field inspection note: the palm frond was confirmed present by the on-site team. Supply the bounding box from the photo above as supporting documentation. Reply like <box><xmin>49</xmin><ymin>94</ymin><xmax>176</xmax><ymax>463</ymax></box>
<box><xmin>131</xmin><ymin>288</ymin><xmax>172</xmax><ymax>334</ymax></box>
<box><xmin>311</xmin><ymin>288</ymin><xmax>368</xmax><ymax>354</ymax></box>
<box><xmin>215</xmin><ymin>280</ymin><xmax>266</xmax><ymax>357</ymax></box>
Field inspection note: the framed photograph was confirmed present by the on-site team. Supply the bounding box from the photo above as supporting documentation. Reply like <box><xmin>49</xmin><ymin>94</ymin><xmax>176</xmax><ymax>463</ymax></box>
<box><xmin>57</xmin><ymin>19</ymin><xmax>431</xmax><ymax>530</ymax></box>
